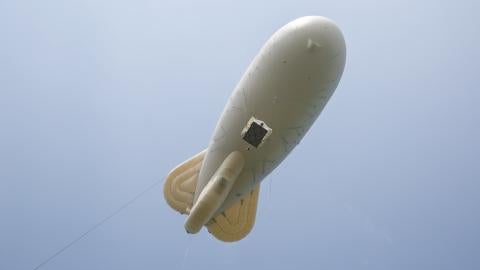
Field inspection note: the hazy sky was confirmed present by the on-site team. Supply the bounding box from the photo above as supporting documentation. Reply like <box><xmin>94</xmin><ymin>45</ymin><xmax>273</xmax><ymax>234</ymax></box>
<box><xmin>1</xmin><ymin>0</ymin><xmax>479</xmax><ymax>269</ymax></box>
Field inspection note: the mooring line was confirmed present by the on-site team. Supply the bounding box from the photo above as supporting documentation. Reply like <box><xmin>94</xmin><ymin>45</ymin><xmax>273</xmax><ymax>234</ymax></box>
<box><xmin>32</xmin><ymin>178</ymin><xmax>163</xmax><ymax>270</ymax></box>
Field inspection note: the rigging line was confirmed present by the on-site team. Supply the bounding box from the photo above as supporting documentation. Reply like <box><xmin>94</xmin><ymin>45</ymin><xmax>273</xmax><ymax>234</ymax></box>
<box><xmin>268</xmin><ymin>178</ymin><xmax>272</xmax><ymax>209</ymax></box>
<box><xmin>180</xmin><ymin>235</ymin><xmax>193</xmax><ymax>270</ymax></box>
<box><xmin>32</xmin><ymin>178</ymin><xmax>163</xmax><ymax>270</ymax></box>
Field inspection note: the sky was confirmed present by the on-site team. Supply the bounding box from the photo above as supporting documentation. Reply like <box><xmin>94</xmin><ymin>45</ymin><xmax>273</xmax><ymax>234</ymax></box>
<box><xmin>1</xmin><ymin>0</ymin><xmax>479</xmax><ymax>269</ymax></box>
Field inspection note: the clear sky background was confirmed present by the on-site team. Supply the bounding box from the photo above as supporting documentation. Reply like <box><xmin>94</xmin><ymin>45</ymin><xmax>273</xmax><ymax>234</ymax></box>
<box><xmin>1</xmin><ymin>0</ymin><xmax>479</xmax><ymax>269</ymax></box>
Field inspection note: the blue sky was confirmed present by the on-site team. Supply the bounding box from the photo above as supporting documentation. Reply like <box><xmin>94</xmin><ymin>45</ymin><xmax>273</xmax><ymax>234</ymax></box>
<box><xmin>1</xmin><ymin>0</ymin><xmax>479</xmax><ymax>269</ymax></box>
